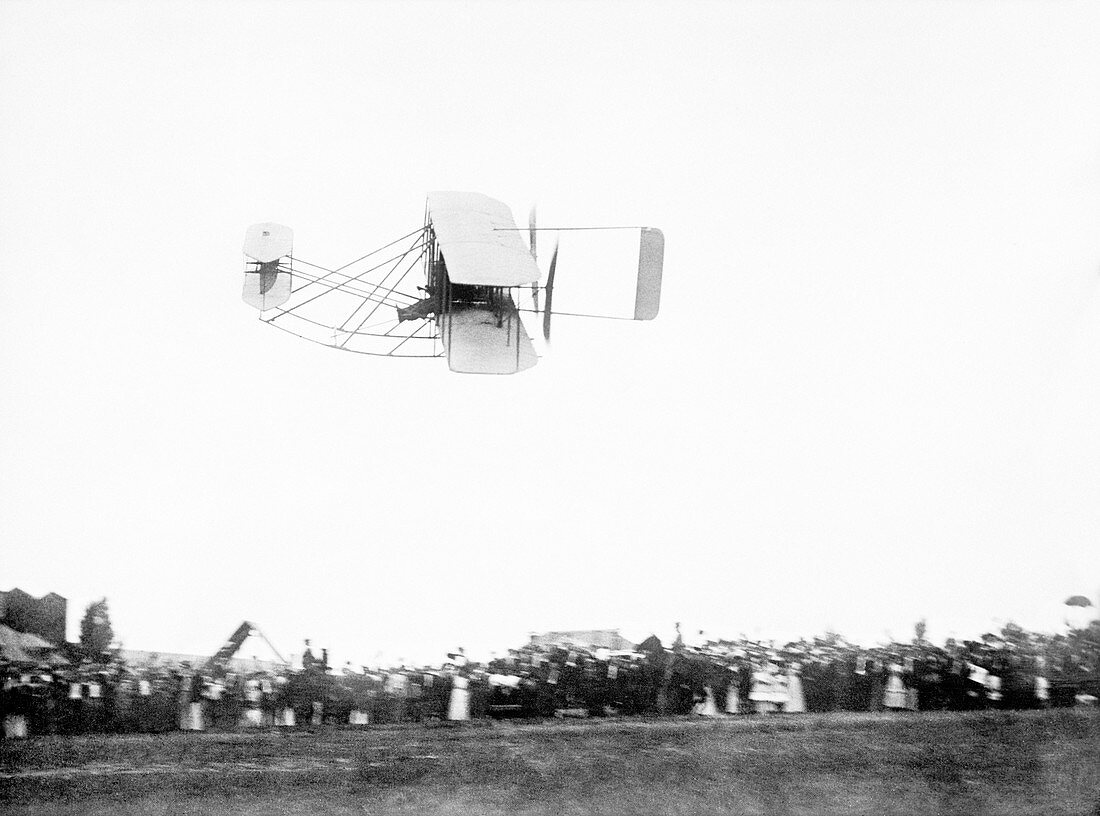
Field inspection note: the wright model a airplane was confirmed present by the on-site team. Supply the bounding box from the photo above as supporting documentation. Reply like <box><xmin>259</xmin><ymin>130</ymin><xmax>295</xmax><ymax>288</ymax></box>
<box><xmin>241</xmin><ymin>192</ymin><xmax>664</xmax><ymax>374</ymax></box>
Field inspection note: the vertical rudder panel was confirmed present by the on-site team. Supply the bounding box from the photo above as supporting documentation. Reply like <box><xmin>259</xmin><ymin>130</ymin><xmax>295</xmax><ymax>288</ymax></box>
<box><xmin>634</xmin><ymin>228</ymin><xmax>664</xmax><ymax>320</ymax></box>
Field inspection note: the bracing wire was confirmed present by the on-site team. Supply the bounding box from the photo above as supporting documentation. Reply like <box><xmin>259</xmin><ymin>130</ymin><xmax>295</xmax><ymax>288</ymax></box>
<box><xmin>263</xmin><ymin>316</ymin><xmax>442</xmax><ymax>358</ymax></box>
<box><xmin>337</xmin><ymin>243</ymin><xmax>425</xmax><ymax>348</ymax></box>
<box><xmin>273</xmin><ymin>239</ymin><xmax>427</xmax><ymax>318</ymax></box>
<box><xmin>386</xmin><ymin>318</ymin><xmax>437</xmax><ymax>355</ymax></box>
<box><xmin>285</xmin><ymin>266</ymin><xmax>416</xmax><ymax>309</ymax></box>
<box><xmin>259</xmin><ymin>231</ymin><xmax>436</xmax><ymax>353</ymax></box>
<box><xmin>282</xmin><ymin>224</ymin><xmax>425</xmax><ymax>298</ymax></box>
<box><xmin>261</xmin><ymin>306</ymin><xmax>436</xmax><ymax>341</ymax></box>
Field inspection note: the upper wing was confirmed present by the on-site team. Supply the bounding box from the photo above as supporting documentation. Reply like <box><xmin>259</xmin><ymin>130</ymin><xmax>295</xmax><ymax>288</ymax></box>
<box><xmin>427</xmin><ymin>191</ymin><xmax>540</xmax><ymax>287</ymax></box>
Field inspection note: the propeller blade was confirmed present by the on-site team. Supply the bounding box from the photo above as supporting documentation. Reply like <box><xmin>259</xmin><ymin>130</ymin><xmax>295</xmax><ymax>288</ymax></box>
<box><xmin>543</xmin><ymin>239</ymin><xmax>558</xmax><ymax>343</ymax></box>
<box><xmin>528</xmin><ymin>206</ymin><xmax>537</xmax><ymax>262</ymax></box>
<box><xmin>529</xmin><ymin>206</ymin><xmax>540</xmax><ymax>313</ymax></box>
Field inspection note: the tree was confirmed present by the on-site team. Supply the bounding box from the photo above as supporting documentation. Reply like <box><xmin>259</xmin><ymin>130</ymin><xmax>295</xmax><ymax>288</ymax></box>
<box><xmin>79</xmin><ymin>597</ymin><xmax>114</xmax><ymax>659</ymax></box>
<box><xmin>913</xmin><ymin>618</ymin><xmax>928</xmax><ymax>644</ymax></box>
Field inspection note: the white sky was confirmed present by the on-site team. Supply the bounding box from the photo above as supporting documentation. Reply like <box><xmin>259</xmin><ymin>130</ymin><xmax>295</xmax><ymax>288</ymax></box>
<box><xmin>2</xmin><ymin>0</ymin><xmax>1099</xmax><ymax>668</ymax></box>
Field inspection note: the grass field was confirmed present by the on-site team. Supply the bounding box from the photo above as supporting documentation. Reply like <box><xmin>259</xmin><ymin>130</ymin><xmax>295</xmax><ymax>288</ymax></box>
<box><xmin>2</xmin><ymin>710</ymin><xmax>1098</xmax><ymax>815</ymax></box>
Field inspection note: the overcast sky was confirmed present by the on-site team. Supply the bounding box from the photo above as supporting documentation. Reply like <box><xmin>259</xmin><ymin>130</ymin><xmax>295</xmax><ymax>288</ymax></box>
<box><xmin>2</xmin><ymin>0</ymin><xmax>1099</xmax><ymax>668</ymax></box>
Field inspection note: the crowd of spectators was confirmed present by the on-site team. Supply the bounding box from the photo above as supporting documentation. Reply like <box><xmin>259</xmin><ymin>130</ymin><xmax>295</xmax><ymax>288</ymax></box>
<box><xmin>2</xmin><ymin>620</ymin><xmax>1097</xmax><ymax>739</ymax></box>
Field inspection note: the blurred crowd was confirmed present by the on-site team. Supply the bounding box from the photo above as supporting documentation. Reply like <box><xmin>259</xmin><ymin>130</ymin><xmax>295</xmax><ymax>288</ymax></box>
<box><xmin>2</xmin><ymin>621</ymin><xmax>1097</xmax><ymax>739</ymax></box>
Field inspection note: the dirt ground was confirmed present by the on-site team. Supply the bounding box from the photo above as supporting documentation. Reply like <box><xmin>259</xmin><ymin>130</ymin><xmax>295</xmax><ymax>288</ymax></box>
<box><xmin>2</xmin><ymin>709</ymin><xmax>1098</xmax><ymax>815</ymax></box>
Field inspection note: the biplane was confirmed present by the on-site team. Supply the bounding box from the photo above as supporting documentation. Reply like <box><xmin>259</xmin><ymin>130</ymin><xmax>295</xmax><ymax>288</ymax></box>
<box><xmin>241</xmin><ymin>192</ymin><xmax>664</xmax><ymax>374</ymax></box>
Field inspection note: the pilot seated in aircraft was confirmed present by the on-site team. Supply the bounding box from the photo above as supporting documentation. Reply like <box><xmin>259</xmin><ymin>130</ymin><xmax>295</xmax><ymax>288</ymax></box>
<box><xmin>449</xmin><ymin>284</ymin><xmax>506</xmax><ymax>327</ymax></box>
<box><xmin>397</xmin><ymin>286</ymin><xmax>442</xmax><ymax>322</ymax></box>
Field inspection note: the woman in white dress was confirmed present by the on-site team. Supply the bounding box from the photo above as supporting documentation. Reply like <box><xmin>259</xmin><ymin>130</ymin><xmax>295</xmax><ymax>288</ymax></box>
<box><xmin>243</xmin><ymin>677</ymin><xmax>264</xmax><ymax>727</ymax></box>
<box><xmin>447</xmin><ymin>670</ymin><xmax>471</xmax><ymax>721</ymax></box>
<box><xmin>883</xmin><ymin>662</ymin><xmax>909</xmax><ymax>710</ymax></box>
<box><xmin>1034</xmin><ymin>656</ymin><xmax>1050</xmax><ymax>707</ymax></box>
<box><xmin>2</xmin><ymin>675</ymin><xmax>29</xmax><ymax>739</ymax></box>
<box><xmin>694</xmin><ymin>685</ymin><xmax>720</xmax><ymax>716</ymax></box>
<box><xmin>785</xmin><ymin>662</ymin><xmax>806</xmax><ymax>713</ymax></box>
<box><xmin>750</xmin><ymin>662</ymin><xmax>789</xmax><ymax>714</ymax></box>
<box><xmin>725</xmin><ymin>666</ymin><xmax>740</xmax><ymax>714</ymax></box>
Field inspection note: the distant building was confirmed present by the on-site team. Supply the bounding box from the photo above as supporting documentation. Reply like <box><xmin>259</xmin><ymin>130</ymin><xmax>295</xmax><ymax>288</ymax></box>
<box><xmin>118</xmin><ymin>649</ymin><xmax>287</xmax><ymax>675</ymax></box>
<box><xmin>118</xmin><ymin>621</ymin><xmax>289</xmax><ymax>675</ymax></box>
<box><xmin>0</xmin><ymin>588</ymin><xmax>67</xmax><ymax>645</ymax></box>
<box><xmin>528</xmin><ymin>629</ymin><xmax>635</xmax><ymax>651</ymax></box>
<box><xmin>0</xmin><ymin>588</ymin><xmax>69</xmax><ymax>665</ymax></box>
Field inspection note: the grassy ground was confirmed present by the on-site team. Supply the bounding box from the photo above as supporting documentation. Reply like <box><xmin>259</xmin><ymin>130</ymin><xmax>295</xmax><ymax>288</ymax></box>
<box><xmin>1</xmin><ymin>710</ymin><xmax>1097</xmax><ymax>815</ymax></box>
